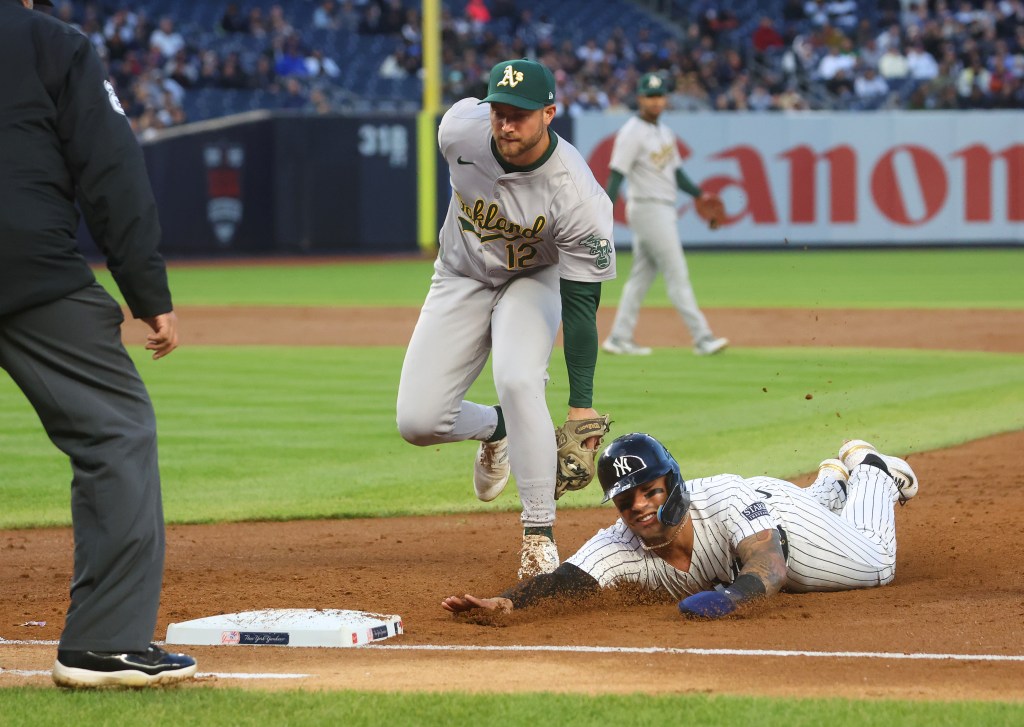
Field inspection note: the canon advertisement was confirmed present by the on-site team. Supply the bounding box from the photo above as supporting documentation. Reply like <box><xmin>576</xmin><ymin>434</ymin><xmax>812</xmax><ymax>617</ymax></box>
<box><xmin>576</xmin><ymin>111</ymin><xmax>1023</xmax><ymax>247</ymax></box>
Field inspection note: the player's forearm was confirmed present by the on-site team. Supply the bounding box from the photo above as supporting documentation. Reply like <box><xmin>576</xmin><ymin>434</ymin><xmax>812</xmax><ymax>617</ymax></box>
<box><xmin>675</xmin><ymin>167</ymin><xmax>702</xmax><ymax>198</ymax></box>
<box><xmin>559</xmin><ymin>279</ymin><xmax>601</xmax><ymax>408</ymax></box>
<box><xmin>500</xmin><ymin>562</ymin><xmax>601</xmax><ymax>609</ymax></box>
<box><xmin>732</xmin><ymin>529</ymin><xmax>788</xmax><ymax>599</ymax></box>
<box><xmin>606</xmin><ymin>169</ymin><xmax>624</xmax><ymax>204</ymax></box>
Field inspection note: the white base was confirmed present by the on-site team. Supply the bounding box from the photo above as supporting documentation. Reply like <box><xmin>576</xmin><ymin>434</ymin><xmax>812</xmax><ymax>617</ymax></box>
<box><xmin>165</xmin><ymin>608</ymin><xmax>403</xmax><ymax>648</ymax></box>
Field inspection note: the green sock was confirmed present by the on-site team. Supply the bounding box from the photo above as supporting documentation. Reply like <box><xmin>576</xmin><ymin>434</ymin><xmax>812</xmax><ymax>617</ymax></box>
<box><xmin>486</xmin><ymin>405</ymin><xmax>506</xmax><ymax>442</ymax></box>
<box><xmin>524</xmin><ymin>526</ymin><xmax>554</xmax><ymax>539</ymax></box>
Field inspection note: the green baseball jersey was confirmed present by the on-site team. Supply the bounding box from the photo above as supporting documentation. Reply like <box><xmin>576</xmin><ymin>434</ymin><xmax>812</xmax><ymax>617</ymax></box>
<box><xmin>437</xmin><ymin>98</ymin><xmax>616</xmax><ymax>286</ymax></box>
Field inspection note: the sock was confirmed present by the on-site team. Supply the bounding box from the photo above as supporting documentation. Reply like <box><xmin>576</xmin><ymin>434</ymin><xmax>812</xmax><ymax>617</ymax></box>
<box><xmin>486</xmin><ymin>405</ymin><xmax>506</xmax><ymax>442</ymax></box>
<box><xmin>524</xmin><ymin>526</ymin><xmax>554</xmax><ymax>540</ymax></box>
<box><xmin>859</xmin><ymin>452</ymin><xmax>891</xmax><ymax>476</ymax></box>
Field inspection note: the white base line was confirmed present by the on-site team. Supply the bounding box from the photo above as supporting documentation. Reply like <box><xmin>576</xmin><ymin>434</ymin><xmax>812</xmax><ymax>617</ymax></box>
<box><xmin>0</xmin><ymin>669</ymin><xmax>309</xmax><ymax>680</ymax></box>
<box><xmin>372</xmin><ymin>644</ymin><xmax>1024</xmax><ymax>663</ymax></box>
<box><xmin>5</xmin><ymin>638</ymin><xmax>1022</xmax><ymax>663</ymax></box>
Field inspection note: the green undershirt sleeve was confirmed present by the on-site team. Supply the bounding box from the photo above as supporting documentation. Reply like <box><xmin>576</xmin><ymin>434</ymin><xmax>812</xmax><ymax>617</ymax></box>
<box><xmin>606</xmin><ymin>169</ymin><xmax>624</xmax><ymax>204</ymax></box>
<box><xmin>675</xmin><ymin>167</ymin><xmax>702</xmax><ymax>198</ymax></box>
<box><xmin>560</xmin><ymin>278</ymin><xmax>602</xmax><ymax>409</ymax></box>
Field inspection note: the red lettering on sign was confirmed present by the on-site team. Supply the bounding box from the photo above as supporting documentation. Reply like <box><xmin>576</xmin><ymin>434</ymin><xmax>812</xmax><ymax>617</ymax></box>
<box><xmin>781</xmin><ymin>145</ymin><xmax>857</xmax><ymax>223</ymax></box>
<box><xmin>871</xmin><ymin>145</ymin><xmax>947</xmax><ymax>225</ymax></box>
<box><xmin>702</xmin><ymin>146</ymin><xmax>777</xmax><ymax>224</ymax></box>
<box><xmin>954</xmin><ymin>144</ymin><xmax>1024</xmax><ymax>222</ymax></box>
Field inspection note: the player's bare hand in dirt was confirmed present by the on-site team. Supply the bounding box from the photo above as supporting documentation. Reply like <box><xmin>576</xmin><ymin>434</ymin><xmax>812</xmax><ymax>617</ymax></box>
<box><xmin>567</xmin><ymin>407</ymin><xmax>603</xmax><ymax>450</ymax></box>
<box><xmin>141</xmin><ymin>312</ymin><xmax>179</xmax><ymax>360</ymax></box>
<box><xmin>441</xmin><ymin>594</ymin><xmax>513</xmax><ymax>614</ymax></box>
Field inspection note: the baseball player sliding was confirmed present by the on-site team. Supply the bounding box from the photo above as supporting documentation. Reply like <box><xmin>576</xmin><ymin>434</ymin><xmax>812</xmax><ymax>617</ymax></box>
<box><xmin>603</xmin><ymin>72</ymin><xmax>728</xmax><ymax>357</ymax></box>
<box><xmin>443</xmin><ymin>434</ymin><xmax>919</xmax><ymax>617</ymax></box>
<box><xmin>397</xmin><ymin>58</ymin><xmax>616</xmax><ymax>580</ymax></box>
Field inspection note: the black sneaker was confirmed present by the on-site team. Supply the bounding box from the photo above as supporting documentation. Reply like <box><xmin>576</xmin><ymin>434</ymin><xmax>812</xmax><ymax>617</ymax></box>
<box><xmin>52</xmin><ymin>643</ymin><xmax>197</xmax><ymax>688</ymax></box>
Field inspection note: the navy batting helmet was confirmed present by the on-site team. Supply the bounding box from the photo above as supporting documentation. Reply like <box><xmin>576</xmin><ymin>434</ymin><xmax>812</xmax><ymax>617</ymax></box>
<box><xmin>597</xmin><ymin>433</ymin><xmax>690</xmax><ymax>526</ymax></box>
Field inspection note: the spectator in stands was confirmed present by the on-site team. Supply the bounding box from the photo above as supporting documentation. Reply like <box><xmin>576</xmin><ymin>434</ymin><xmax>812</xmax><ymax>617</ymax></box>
<box><xmin>747</xmin><ymin>83</ymin><xmax>777</xmax><ymax>111</ymax></box>
<box><xmin>359</xmin><ymin>3</ymin><xmax>385</xmax><ymax>34</ymax></box>
<box><xmin>308</xmin><ymin>87</ymin><xmax>333</xmax><ymax>114</ymax></box>
<box><xmin>313</xmin><ymin>0</ymin><xmax>340</xmax><ymax>31</ymax></box>
<box><xmin>280</xmin><ymin>77</ymin><xmax>308</xmax><ymax>109</ymax></box>
<box><xmin>274</xmin><ymin>35</ymin><xmax>308</xmax><ymax>77</ymax></box>
<box><xmin>379</xmin><ymin>44</ymin><xmax>412</xmax><ymax>78</ymax></box>
<box><xmin>957</xmin><ymin>53</ymin><xmax>993</xmax><ymax>97</ymax></box>
<box><xmin>878</xmin><ymin>44</ymin><xmax>911</xmax><ymax>79</ymax></box>
<box><xmin>825</xmin><ymin>0</ymin><xmax>859</xmax><ymax>29</ymax></box>
<box><xmin>854</xmin><ymin>65</ymin><xmax>890</xmax><ymax>99</ymax></box>
<box><xmin>269</xmin><ymin>5</ymin><xmax>295</xmax><ymax>38</ymax></box>
<box><xmin>752</xmin><ymin>17</ymin><xmax>785</xmax><ymax>55</ymax></box>
<box><xmin>149</xmin><ymin>16</ymin><xmax>184</xmax><ymax>61</ymax></box>
<box><xmin>219</xmin><ymin>52</ymin><xmax>250</xmax><ymax>90</ymax></box>
<box><xmin>906</xmin><ymin>40</ymin><xmax>939</xmax><ymax>79</ymax></box>
<box><xmin>249</xmin><ymin>7</ymin><xmax>268</xmax><ymax>38</ymax></box>
<box><xmin>804</xmin><ymin>0</ymin><xmax>830</xmax><ymax>26</ymax></box>
<box><xmin>337</xmin><ymin>1</ymin><xmax>361</xmax><ymax>33</ymax></box>
<box><xmin>817</xmin><ymin>39</ymin><xmax>857</xmax><ymax>81</ymax></box>
<box><xmin>221</xmin><ymin>3</ymin><xmax>249</xmax><ymax>34</ymax></box>
<box><xmin>876</xmin><ymin>23</ymin><xmax>903</xmax><ymax>53</ymax></box>
<box><xmin>165</xmin><ymin>48</ymin><xmax>198</xmax><ymax>89</ymax></box>
<box><xmin>858</xmin><ymin>37</ymin><xmax>884</xmax><ymax>69</ymax></box>
<box><xmin>252</xmin><ymin>52</ymin><xmax>280</xmax><ymax>92</ymax></box>
<box><xmin>465</xmin><ymin>0</ymin><xmax>490</xmax><ymax>32</ymax></box>
<box><xmin>306</xmin><ymin>48</ymin><xmax>341</xmax><ymax>79</ymax></box>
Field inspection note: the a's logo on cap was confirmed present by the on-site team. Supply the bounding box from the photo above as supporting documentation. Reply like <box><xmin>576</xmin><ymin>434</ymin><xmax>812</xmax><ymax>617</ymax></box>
<box><xmin>613</xmin><ymin>455</ymin><xmax>646</xmax><ymax>478</ymax></box>
<box><xmin>497</xmin><ymin>64</ymin><xmax>525</xmax><ymax>88</ymax></box>
<box><xmin>647</xmin><ymin>75</ymin><xmax>662</xmax><ymax>89</ymax></box>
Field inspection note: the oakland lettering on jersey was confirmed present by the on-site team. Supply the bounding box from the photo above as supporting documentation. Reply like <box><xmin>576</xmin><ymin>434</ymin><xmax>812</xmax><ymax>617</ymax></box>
<box><xmin>456</xmin><ymin>194</ymin><xmax>547</xmax><ymax>243</ymax></box>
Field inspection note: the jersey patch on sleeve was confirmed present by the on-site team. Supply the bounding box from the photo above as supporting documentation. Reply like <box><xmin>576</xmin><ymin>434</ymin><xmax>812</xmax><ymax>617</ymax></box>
<box><xmin>741</xmin><ymin>502</ymin><xmax>770</xmax><ymax>522</ymax></box>
<box><xmin>578</xmin><ymin>234</ymin><xmax>612</xmax><ymax>269</ymax></box>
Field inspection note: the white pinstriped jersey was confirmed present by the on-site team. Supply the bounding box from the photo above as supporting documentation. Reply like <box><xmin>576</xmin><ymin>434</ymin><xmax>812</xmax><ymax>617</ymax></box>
<box><xmin>436</xmin><ymin>98</ymin><xmax>616</xmax><ymax>287</ymax></box>
<box><xmin>566</xmin><ymin>466</ymin><xmax>899</xmax><ymax>599</ymax></box>
<box><xmin>608</xmin><ymin>115</ymin><xmax>680</xmax><ymax>204</ymax></box>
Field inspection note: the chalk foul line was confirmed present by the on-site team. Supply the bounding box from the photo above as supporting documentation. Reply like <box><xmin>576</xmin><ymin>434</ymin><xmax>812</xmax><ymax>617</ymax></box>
<box><xmin>371</xmin><ymin>644</ymin><xmax>1024</xmax><ymax>662</ymax></box>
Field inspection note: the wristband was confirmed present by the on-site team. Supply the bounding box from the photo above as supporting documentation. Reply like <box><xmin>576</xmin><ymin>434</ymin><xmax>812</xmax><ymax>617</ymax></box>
<box><xmin>722</xmin><ymin>573</ymin><xmax>767</xmax><ymax>604</ymax></box>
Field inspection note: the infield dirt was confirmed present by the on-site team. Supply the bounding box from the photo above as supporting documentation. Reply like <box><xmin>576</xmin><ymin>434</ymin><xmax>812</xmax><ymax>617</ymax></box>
<box><xmin>2</xmin><ymin>306</ymin><xmax>1022</xmax><ymax>700</ymax></box>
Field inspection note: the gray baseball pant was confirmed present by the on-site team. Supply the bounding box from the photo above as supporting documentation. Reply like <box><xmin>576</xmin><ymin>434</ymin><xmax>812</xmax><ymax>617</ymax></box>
<box><xmin>0</xmin><ymin>283</ymin><xmax>165</xmax><ymax>652</ymax></box>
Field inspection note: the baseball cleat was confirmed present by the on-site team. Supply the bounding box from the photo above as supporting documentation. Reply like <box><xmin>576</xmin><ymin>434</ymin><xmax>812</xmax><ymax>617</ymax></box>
<box><xmin>839</xmin><ymin>440</ymin><xmax>919</xmax><ymax>504</ymax></box>
<box><xmin>602</xmin><ymin>338</ymin><xmax>652</xmax><ymax>356</ymax></box>
<box><xmin>693</xmin><ymin>336</ymin><xmax>729</xmax><ymax>356</ymax></box>
<box><xmin>474</xmin><ymin>436</ymin><xmax>510</xmax><ymax>502</ymax></box>
<box><xmin>518</xmin><ymin>533</ymin><xmax>559</xmax><ymax>580</ymax></box>
<box><xmin>817</xmin><ymin>458</ymin><xmax>850</xmax><ymax>482</ymax></box>
<box><xmin>52</xmin><ymin>644</ymin><xmax>197</xmax><ymax>689</ymax></box>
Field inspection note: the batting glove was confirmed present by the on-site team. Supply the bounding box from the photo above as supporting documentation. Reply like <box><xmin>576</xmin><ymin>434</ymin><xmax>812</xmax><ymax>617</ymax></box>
<box><xmin>678</xmin><ymin>590</ymin><xmax>736</xmax><ymax>619</ymax></box>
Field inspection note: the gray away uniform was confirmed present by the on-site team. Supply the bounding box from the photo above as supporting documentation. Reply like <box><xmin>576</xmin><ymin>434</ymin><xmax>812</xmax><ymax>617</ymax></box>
<box><xmin>397</xmin><ymin>98</ymin><xmax>616</xmax><ymax>527</ymax></box>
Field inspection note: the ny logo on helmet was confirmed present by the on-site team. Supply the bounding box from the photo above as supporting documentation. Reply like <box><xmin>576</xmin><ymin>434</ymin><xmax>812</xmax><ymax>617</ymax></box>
<box><xmin>613</xmin><ymin>455</ymin><xmax>646</xmax><ymax>478</ymax></box>
<box><xmin>498</xmin><ymin>65</ymin><xmax>525</xmax><ymax>88</ymax></box>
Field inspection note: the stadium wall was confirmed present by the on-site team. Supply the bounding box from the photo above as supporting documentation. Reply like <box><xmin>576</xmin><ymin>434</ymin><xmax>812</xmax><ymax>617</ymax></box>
<box><xmin>80</xmin><ymin>110</ymin><xmax>1022</xmax><ymax>257</ymax></box>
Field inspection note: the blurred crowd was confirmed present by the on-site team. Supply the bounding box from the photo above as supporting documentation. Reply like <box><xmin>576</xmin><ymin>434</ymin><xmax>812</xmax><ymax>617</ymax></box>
<box><xmin>42</xmin><ymin>0</ymin><xmax>1024</xmax><ymax>139</ymax></box>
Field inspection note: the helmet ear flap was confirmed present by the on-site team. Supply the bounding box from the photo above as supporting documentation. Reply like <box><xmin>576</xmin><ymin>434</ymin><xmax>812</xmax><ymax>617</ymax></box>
<box><xmin>657</xmin><ymin>474</ymin><xmax>689</xmax><ymax>527</ymax></box>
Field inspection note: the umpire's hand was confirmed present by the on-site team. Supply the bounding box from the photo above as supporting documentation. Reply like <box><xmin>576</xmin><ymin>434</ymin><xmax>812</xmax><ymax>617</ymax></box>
<box><xmin>141</xmin><ymin>311</ymin><xmax>179</xmax><ymax>360</ymax></box>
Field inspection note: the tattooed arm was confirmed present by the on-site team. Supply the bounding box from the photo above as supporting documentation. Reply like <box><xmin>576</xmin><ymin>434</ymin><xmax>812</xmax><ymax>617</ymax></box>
<box><xmin>728</xmin><ymin>528</ymin><xmax>788</xmax><ymax>602</ymax></box>
<box><xmin>677</xmin><ymin>528</ymin><xmax>787</xmax><ymax>619</ymax></box>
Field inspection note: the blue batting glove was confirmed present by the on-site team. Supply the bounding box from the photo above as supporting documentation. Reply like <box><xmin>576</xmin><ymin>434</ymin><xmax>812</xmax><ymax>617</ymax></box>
<box><xmin>678</xmin><ymin>590</ymin><xmax>736</xmax><ymax>619</ymax></box>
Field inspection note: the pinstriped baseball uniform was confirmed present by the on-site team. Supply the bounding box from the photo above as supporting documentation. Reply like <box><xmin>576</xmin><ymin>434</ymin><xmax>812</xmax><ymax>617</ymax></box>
<box><xmin>397</xmin><ymin>97</ymin><xmax>616</xmax><ymax>528</ymax></box>
<box><xmin>607</xmin><ymin>115</ymin><xmax>715</xmax><ymax>347</ymax></box>
<box><xmin>566</xmin><ymin>463</ymin><xmax>898</xmax><ymax>598</ymax></box>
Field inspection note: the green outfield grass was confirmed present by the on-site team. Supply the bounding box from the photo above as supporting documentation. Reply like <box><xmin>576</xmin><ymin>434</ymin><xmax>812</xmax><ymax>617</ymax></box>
<box><xmin>3</xmin><ymin>687</ymin><xmax>1022</xmax><ymax>727</ymax></box>
<box><xmin>93</xmin><ymin>248</ymin><xmax>1024</xmax><ymax>309</ymax></box>
<box><xmin>1</xmin><ymin>345</ymin><xmax>1022</xmax><ymax>528</ymax></box>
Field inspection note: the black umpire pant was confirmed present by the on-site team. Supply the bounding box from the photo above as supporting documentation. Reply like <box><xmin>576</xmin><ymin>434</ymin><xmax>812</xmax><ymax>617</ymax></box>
<box><xmin>0</xmin><ymin>282</ymin><xmax>165</xmax><ymax>652</ymax></box>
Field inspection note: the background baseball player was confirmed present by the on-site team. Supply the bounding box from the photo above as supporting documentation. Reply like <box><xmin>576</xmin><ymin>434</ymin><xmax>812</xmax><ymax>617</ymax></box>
<box><xmin>602</xmin><ymin>72</ymin><xmax>728</xmax><ymax>357</ymax></box>
<box><xmin>442</xmin><ymin>434</ymin><xmax>919</xmax><ymax>618</ymax></box>
<box><xmin>397</xmin><ymin>58</ymin><xmax>616</xmax><ymax>579</ymax></box>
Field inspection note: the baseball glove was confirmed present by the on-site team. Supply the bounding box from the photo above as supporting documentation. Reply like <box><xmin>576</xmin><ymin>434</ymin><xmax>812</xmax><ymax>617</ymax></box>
<box><xmin>695</xmin><ymin>193</ymin><xmax>725</xmax><ymax>230</ymax></box>
<box><xmin>554</xmin><ymin>414</ymin><xmax>612</xmax><ymax>500</ymax></box>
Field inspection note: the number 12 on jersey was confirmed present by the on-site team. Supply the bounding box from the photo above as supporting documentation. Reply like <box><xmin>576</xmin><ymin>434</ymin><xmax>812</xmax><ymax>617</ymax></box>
<box><xmin>505</xmin><ymin>241</ymin><xmax>538</xmax><ymax>270</ymax></box>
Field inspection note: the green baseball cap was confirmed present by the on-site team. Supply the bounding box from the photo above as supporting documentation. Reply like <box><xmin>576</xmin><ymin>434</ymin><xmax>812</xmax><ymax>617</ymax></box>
<box><xmin>638</xmin><ymin>72</ymin><xmax>667</xmax><ymax>97</ymax></box>
<box><xmin>479</xmin><ymin>59</ymin><xmax>556</xmax><ymax>110</ymax></box>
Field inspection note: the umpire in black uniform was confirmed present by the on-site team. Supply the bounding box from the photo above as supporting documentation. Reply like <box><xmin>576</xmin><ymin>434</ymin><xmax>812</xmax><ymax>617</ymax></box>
<box><xmin>0</xmin><ymin>0</ymin><xmax>196</xmax><ymax>687</ymax></box>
